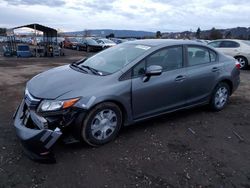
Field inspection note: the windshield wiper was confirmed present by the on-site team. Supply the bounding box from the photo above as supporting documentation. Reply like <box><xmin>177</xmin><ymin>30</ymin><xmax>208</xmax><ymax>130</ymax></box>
<box><xmin>81</xmin><ymin>65</ymin><xmax>102</xmax><ymax>75</ymax></box>
<box><xmin>71</xmin><ymin>62</ymin><xmax>88</xmax><ymax>73</ymax></box>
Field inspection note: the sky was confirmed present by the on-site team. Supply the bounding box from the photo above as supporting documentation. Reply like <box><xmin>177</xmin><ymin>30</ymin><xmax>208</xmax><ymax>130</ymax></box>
<box><xmin>0</xmin><ymin>0</ymin><xmax>249</xmax><ymax>32</ymax></box>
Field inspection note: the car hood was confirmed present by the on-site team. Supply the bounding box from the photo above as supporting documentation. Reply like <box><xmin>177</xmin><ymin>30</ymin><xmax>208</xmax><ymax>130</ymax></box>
<box><xmin>27</xmin><ymin>65</ymin><xmax>107</xmax><ymax>100</ymax></box>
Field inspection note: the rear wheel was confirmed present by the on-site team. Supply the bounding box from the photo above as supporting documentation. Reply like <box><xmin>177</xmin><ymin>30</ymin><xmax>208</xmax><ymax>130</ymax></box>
<box><xmin>81</xmin><ymin>102</ymin><xmax>122</xmax><ymax>146</ymax></box>
<box><xmin>235</xmin><ymin>56</ymin><xmax>248</xmax><ymax>70</ymax></box>
<box><xmin>210</xmin><ymin>82</ymin><xmax>230</xmax><ymax>111</ymax></box>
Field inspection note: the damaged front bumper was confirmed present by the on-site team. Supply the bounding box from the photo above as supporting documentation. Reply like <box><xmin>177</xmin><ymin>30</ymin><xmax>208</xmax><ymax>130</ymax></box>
<box><xmin>13</xmin><ymin>100</ymin><xmax>63</xmax><ymax>163</ymax></box>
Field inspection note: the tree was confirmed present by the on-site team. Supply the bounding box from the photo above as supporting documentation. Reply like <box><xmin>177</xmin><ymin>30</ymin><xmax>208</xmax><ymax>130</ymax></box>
<box><xmin>225</xmin><ymin>31</ymin><xmax>232</xmax><ymax>39</ymax></box>
<box><xmin>195</xmin><ymin>27</ymin><xmax>201</xmax><ymax>39</ymax></box>
<box><xmin>83</xmin><ymin>29</ymin><xmax>91</xmax><ymax>37</ymax></box>
<box><xmin>209</xmin><ymin>27</ymin><xmax>223</xmax><ymax>40</ymax></box>
<box><xmin>0</xmin><ymin>28</ymin><xmax>6</xmax><ymax>36</ymax></box>
<box><xmin>238</xmin><ymin>34</ymin><xmax>245</xmax><ymax>40</ymax></box>
<box><xmin>106</xmin><ymin>33</ymin><xmax>115</xmax><ymax>38</ymax></box>
<box><xmin>156</xmin><ymin>31</ymin><xmax>162</xmax><ymax>38</ymax></box>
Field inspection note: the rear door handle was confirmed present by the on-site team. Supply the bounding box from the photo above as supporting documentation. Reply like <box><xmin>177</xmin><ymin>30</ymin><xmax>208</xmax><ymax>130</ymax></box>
<box><xmin>212</xmin><ymin>67</ymin><xmax>220</xmax><ymax>72</ymax></box>
<box><xmin>175</xmin><ymin>75</ymin><xmax>186</xmax><ymax>82</ymax></box>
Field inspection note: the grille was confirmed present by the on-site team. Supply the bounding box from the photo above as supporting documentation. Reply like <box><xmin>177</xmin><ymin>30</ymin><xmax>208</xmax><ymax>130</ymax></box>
<box><xmin>24</xmin><ymin>89</ymin><xmax>40</xmax><ymax>108</ymax></box>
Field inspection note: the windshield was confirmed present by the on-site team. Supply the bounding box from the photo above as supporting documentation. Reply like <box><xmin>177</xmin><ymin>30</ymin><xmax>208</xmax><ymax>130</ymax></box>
<box><xmin>80</xmin><ymin>43</ymin><xmax>151</xmax><ymax>74</ymax></box>
<box><xmin>86</xmin><ymin>38</ymin><xmax>99</xmax><ymax>45</ymax></box>
<box><xmin>242</xmin><ymin>40</ymin><xmax>250</xmax><ymax>46</ymax></box>
<box><xmin>69</xmin><ymin>38</ymin><xmax>78</xmax><ymax>42</ymax></box>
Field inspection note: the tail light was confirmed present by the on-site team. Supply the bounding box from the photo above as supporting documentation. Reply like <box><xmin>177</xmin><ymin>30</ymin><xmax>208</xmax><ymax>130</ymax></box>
<box><xmin>235</xmin><ymin>60</ymin><xmax>241</xmax><ymax>69</ymax></box>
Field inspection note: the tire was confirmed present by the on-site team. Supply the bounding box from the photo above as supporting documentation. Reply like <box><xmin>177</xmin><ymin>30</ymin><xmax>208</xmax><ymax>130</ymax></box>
<box><xmin>81</xmin><ymin>102</ymin><xmax>122</xmax><ymax>146</ymax></box>
<box><xmin>235</xmin><ymin>56</ymin><xmax>248</xmax><ymax>70</ymax></box>
<box><xmin>210</xmin><ymin>82</ymin><xmax>230</xmax><ymax>111</ymax></box>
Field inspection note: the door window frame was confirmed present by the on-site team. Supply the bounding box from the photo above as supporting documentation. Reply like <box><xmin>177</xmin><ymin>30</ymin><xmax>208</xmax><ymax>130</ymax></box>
<box><xmin>184</xmin><ymin>45</ymin><xmax>218</xmax><ymax>67</ymax></box>
<box><xmin>120</xmin><ymin>45</ymin><xmax>185</xmax><ymax>80</ymax></box>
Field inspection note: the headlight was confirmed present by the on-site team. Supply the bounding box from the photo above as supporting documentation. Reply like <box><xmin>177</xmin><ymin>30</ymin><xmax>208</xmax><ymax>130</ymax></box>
<box><xmin>39</xmin><ymin>98</ymin><xmax>80</xmax><ymax>112</ymax></box>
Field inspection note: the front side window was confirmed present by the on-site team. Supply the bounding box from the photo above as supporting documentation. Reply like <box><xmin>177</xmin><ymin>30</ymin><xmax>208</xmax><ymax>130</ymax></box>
<box><xmin>187</xmin><ymin>46</ymin><xmax>217</xmax><ymax>66</ymax></box>
<box><xmin>147</xmin><ymin>46</ymin><xmax>183</xmax><ymax>71</ymax></box>
<box><xmin>132</xmin><ymin>46</ymin><xmax>183</xmax><ymax>77</ymax></box>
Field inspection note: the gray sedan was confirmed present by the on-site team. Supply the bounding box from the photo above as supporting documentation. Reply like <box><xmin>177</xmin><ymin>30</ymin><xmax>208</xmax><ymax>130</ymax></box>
<box><xmin>13</xmin><ymin>39</ymin><xmax>240</xmax><ymax>162</ymax></box>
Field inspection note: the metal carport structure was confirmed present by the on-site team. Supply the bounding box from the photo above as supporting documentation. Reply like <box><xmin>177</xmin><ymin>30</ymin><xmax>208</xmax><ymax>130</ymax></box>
<box><xmin>12</xmin><ymin>23</ymin><xmax>58</xmax><ymax>57</ymax></box>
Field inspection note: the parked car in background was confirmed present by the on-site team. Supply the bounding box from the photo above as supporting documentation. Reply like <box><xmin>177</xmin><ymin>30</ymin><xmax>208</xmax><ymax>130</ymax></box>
<box><xmin>13</xmin><ymin>39</ymin><xmax>240</xmax><ymax>162</ymax></box>
<box><xmin>208</xmin><ymin>39</ymin><xmax>250</xmax><ymax>69</ymax></box>
<box><xmin>17</xmin><ymin>44</ymin><xmax>32</xmax><ymax>57</ymax></box>
<box><xmin>76</xmin><ymin>37</ymin><xmax>103</xmax><ymax>52</ymax></box>
<box><xmin>95</xmin><ymin>38</ymin><xmax>116</xmax><ymax>49</ymax></box>
<box><xmin>0</xmin><ymin>36</ymin><xmax>5</xmax><ymax>43</ymax></box>
<box><xmin>110</xmin><ymin>38</ymin><xmax>128</xmax><ymax>44</ymax></box>
<box><xmin>63</xmin><ymin>37</ymin><xmax>78</xmax><ymax>49</ymax></box>
<box><xmin>195</xmin><ymin>39</ymin><xmax>210</xmax><ymax>44</ymax></box>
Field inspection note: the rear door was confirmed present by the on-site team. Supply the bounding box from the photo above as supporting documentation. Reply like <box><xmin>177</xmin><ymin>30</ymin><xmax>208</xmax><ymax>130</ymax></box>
<box><xmin>131</xmin><ymin>46</ymin><xmax>188</xmax><ymax>119</ymax></box>
<box><xmin>185</xmin><ymin>45</ymin><xmax>222</xmax><ymax>105</ymax></box>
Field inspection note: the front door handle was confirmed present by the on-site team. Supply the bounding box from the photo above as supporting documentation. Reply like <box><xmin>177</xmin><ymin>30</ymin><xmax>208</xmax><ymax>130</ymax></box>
<box><xmin>212</xmin><ymin>67</ymin><xmax>220</xmax><ymax>72</ymax></box>
<box><xmin>175</xmin><ymin>75</ymin><xmax>186</xmax><ymax>82</ymax></box>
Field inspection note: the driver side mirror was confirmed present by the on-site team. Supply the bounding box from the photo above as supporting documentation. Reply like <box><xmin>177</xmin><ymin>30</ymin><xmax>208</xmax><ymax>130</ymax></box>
<box><xmin>145</xmin><ymin>65</ymin><xmax>162</xmax><ymax>76</ymax></box>
<box><xmin>143</xmin><ymin>65</ymin><xmax>162</xmax><ymax>82</ymax></box>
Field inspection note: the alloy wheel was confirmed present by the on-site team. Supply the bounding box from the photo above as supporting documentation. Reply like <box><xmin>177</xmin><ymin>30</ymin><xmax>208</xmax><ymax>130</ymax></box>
<box><xmin>90</xmin><ymin>109</ymin><xmax>118</xmax><ymax>140</ymax></box>
<box><xmin>214</xmin><ymin>86</ymin><xmax>228</xmax><ymax>108</ymax></box>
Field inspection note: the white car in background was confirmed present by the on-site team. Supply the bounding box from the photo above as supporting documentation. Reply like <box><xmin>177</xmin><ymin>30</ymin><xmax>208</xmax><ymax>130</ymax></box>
<box><xmin>95</xmin><ymin>38</ymin><xmax>116</xmax><ymax>49</ymax></box>
<box><xmin>208</xmin><ymin>39</ymin><xmax>250</xmax><ymax>69</ymax></box>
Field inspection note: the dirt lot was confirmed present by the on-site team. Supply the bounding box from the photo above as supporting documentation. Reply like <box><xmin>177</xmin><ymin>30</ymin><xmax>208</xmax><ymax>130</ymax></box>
<box><xmin>0</xmin><ymin>48</ymin><xmax>250</xmax><ymax>188</ymax></box>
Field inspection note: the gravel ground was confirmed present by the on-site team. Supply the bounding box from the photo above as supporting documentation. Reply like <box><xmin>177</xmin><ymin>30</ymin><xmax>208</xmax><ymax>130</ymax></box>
<box><xmin>0</xmin><ymin>47</ymin><xmax>250</xmax><ymax>188</ymax></box>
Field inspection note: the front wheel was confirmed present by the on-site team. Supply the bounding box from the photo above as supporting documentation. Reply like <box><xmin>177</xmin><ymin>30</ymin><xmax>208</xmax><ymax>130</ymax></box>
<box><xmin>210</xmin><ymin>82</ymin><xmax>230</xmax><ymax>111</ymax></box>
<box><xmin>81</xmin><ymin>102</ymin><xmax>122</xmax><ymax>146</ymax></box>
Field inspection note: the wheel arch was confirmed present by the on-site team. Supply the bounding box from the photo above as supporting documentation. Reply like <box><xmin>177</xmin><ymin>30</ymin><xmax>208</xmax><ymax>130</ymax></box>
<box><xmin>234</xmin><ymin>55</ymin><xmax>248</xmax><ymax>63</ymax></box>
<box><xmin>88</xmin><ymin>99</ymin><xmax>130</xmax><ymax>126</ymax></box>
<box><xmin>217</xmin><ymin>79</ymin><xmax>233</xmax><ymax>95</ymax></box>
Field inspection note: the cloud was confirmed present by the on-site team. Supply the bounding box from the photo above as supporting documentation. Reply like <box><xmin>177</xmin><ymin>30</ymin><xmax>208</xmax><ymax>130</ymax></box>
<box><xmin>0</xmin><ymin>0</ymin><xmax>249</xmax><ymax>32</ymax></box>
<box><xmin>2</xmin><ymin>0</ymin><xmax>65</xmax><ymax>7</ymax></box>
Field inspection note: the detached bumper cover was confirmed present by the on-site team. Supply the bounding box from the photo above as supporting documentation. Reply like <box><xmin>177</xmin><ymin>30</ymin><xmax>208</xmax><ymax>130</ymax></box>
<box><xmin>13</xmin><ymin>100</ymin><xmax>62</xmax><ymax>162</ymax></box>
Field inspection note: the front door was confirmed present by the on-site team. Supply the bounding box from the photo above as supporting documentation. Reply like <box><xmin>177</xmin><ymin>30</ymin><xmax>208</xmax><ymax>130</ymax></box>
<box><xmin>131</xmin><ymin>46</ymin><xmax>188</xmax><ymax>119</ymax></box>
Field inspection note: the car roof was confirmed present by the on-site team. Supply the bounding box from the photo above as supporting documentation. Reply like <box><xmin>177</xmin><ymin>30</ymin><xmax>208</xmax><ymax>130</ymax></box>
<box><xmin>126</xmin><ymin>39</ymin><xmax>206</xmax><ymax>47</ymax></box>
<box><xmin>209</xmin><ymin>39</ymin><xmax>246</xmax><ymax>43</ymax></box>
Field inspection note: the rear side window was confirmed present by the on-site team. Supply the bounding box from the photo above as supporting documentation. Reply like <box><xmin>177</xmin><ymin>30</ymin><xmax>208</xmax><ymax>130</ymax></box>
<box><xmin>187</xmin><ymin>46</ymin><xmax>217</xmax><ymax>66</ymax></box>
<box><xmin>220</xmin><ymin>41</ymin><xmax>240</xmax><ymax>48</ymax></box>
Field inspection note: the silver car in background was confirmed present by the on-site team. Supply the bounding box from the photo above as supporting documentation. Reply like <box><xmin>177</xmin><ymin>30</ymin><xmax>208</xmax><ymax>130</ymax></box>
<box><xmin>208</xmin><ymin>39</ymin><xmax>250</xmax><ymax>69</ymax></box>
